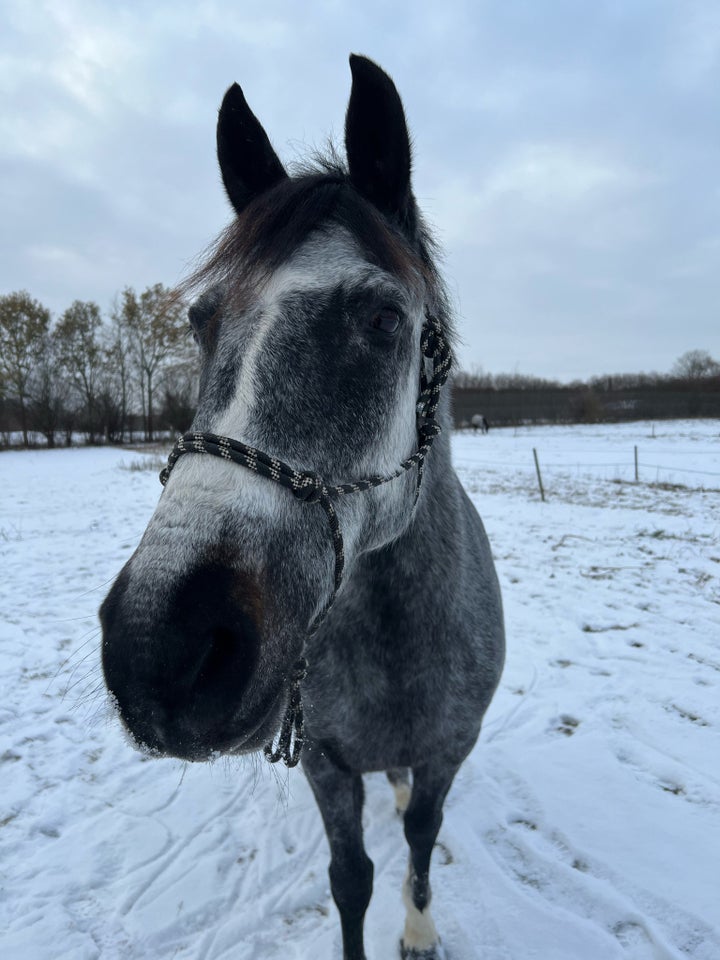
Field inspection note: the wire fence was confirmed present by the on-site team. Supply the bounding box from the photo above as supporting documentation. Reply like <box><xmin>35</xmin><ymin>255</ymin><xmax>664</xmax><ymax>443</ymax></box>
<box><xmin>454</xmin><ymin>436</ymin><xmax>720</xmax><ymax>500</ymax></box>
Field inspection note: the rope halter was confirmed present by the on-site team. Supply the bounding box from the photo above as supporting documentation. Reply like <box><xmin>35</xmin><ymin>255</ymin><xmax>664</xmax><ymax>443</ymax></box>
<box><xmin>159</xmin><ymin>310</ymin><xmax>451</xmax><ymax>766</ymax></box>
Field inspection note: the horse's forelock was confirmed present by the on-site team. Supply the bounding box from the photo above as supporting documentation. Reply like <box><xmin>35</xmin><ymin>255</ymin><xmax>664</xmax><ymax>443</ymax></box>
<box><xmin>180</xmin><ymin>166</ymin><xmax>447</xmax><ymax>323</ymax></box>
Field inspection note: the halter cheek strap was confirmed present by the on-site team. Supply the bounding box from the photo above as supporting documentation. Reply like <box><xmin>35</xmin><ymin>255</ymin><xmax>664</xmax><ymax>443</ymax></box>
<box><xmin>159</xmin><ymin>311</ymin><xmax>451</xmax><ymax>766</ymax></box>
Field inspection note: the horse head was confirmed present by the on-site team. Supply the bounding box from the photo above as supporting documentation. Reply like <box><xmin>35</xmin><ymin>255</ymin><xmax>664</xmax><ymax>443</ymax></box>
<box><xmin>100</xmin><ymin>56</ymin><xmax>451</xmax><ymax>763</ymax></box>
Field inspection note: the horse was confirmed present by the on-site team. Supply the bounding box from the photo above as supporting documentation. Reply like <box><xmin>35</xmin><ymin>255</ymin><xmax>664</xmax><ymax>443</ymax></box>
<box><xmin>471</xmin><ymin>413</ymin><xmax>490</xmax><ymax>434</ymax></box>
<box><xmin>100</xmin><ymin>54</ymin><xmax>505</xmax><ymax>960</ymax></box>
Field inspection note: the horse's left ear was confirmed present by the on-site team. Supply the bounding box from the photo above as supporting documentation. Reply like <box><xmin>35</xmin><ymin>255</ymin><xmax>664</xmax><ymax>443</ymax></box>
<box><xmin>217</xmin><ymin>82</ymin><xmax>288</xmax><ymax>216</ymax></box>
<box><xmin>345</xmin><ymin>54</ymin><xmax>412</xmax><ymax>225</ymax></box>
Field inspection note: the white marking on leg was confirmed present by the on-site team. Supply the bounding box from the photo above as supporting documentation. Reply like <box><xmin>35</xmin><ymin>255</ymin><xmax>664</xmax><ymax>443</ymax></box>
<box><xmin>402</xmin><ymin>865</ymin><xmax>439</xmax><ymax>953</ymax></box>
<box><xmin>393</xmin><ymin>780</ymin><xmax>412</xmax><ymax>814</ymax></box>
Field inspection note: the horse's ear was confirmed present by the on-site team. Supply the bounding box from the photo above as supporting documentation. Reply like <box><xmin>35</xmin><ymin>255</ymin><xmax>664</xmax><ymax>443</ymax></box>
<box><xmin>217</xmin><ymin>83</ymin><xmax>288</xmax><ymax>216</ymax></box>
<box><xmin>345</xmin><ymin>54</ymin><xmax>412</xmax><ymax>223</ymax></box>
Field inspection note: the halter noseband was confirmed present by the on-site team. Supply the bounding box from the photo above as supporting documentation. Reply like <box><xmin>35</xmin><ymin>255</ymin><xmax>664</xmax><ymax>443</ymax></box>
<box><xmin>159</xmin><ymin>310</ymin><xmax>451</xmax><ymax>766</ymax></box>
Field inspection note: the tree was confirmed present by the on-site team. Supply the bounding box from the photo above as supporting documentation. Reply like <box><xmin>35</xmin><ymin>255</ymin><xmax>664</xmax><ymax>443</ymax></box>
<box><xmin>54</xmin><ymin>300</ymin><xmax>104</xmax><ymax>443</ymax></box>
<box><xmin>0</xmin><ymin>291</ymin><xmax>51</xmax><ymax>446</ymax></box>
<box><xmin>28</xmin><ymin>331</ymin><xmax>72</xmax><ymax>448</ymax></box>
<box><xmin>453</xmin><ymin>366</ymin><xmax>489</xmax><ymax>389</ymax></box>
<box><xmin>118</xmin><ymin>285</ymin><xmax>188</xmax><ymax>441</ymax></box>
<box><xmin>672</xmin><ymin>349</ymin><xmax>720</xmax><ymax>380</ymax></box>
<box><xmin>160</xmin><ymin>352</ymin><xmax>198</xmax><ymax>434</ymax></box>
<box><xmin>99</xmin><ymin>311</ymin><xmax>133</xmax><ymax>443</ymax></box>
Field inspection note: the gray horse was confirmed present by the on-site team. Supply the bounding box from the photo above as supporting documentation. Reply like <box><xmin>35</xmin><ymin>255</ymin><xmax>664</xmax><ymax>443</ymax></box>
<box><xmin>101</xmin><ymin>54</ymin><xmax>505</xmax><ymax>960</ymax></box>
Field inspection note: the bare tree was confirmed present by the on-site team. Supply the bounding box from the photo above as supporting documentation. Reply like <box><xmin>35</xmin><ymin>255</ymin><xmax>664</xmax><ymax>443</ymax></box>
<box><xmin>118</xmin><ymin>285</ymin><xmax>188</xmax><ymax>441</ymax></box>
<box><xmin>160</xmin><ymin>350</ymin><xmax>199</xmax><ymax>434</ymax></box>
<box><xmin>99</xmin><ymin>311</ymin><xmax>133</xmax><ymax>442</ymax></box>
<box><xmin>54</xmin><ymin>300</ymin><xmax>104</xmax><ymax>443</ymax></box>
<box><xmin>0</xmin><ymin>291</ymin><xmax>51</xmax><ymax>446</ymax></box>
<box><xmin>28</xmin><ymin>331</ymin><xmax>72</xmax><ymax>448</ymax></box>
<box><xmin>671</xmin><ymin>349</ymin><xmax>720</xmax><ymax>380</ymax></box>
<box><xmin>453</xmin><ymin>366</ymin><xmax>489</xmax><ymax>389</ymax></box>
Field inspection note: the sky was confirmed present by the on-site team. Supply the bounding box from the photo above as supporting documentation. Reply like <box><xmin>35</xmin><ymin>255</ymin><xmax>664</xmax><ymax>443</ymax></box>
<box><xmin>1</xmin><ymin>0</ymin><xmax>718</xmax><ymax>381</ymax></box>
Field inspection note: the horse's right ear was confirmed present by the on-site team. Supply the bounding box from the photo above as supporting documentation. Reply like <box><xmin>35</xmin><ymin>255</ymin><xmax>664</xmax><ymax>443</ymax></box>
<box><xmin>216</xmin><ymin>83</ymin><xmax>288</xmax><ymax>216</ymax></box>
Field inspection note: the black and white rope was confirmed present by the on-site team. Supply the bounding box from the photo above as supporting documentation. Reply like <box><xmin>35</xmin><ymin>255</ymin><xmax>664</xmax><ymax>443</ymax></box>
<box><xmin>158</xmin><ymin>311</ymin><xmax>451</xmax><ymax>766</ymax></box>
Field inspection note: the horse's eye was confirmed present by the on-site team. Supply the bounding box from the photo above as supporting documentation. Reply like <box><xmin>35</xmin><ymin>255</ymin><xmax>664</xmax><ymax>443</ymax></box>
<box><xmin>370</xmin><ymin>308</ymin><xmax>400</xmax><ymax>334</ymax></box>
<box><xmin>188</xmin><ymin>287</ymin><xmax>223</xmax><ymax>335</ymax></box>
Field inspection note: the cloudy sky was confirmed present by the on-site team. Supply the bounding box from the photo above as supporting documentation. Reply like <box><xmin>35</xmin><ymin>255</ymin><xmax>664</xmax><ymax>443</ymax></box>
<box><xmin>1</xmin><ymin>0</ymin><xmax>718</xmax><ymax>380</ymax></box>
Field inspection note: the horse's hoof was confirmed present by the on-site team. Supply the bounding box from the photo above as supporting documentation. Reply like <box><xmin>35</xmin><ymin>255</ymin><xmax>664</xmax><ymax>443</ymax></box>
<box><xmin>399</xmin><ymin>938</ymin><xmax>446</xmax><ymax>960</ymax></box>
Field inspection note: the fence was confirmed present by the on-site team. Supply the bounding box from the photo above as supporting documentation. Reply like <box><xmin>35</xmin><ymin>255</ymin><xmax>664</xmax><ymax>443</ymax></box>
<box><xmin>453</xmin><ymin>427</ymin><xmax>720</xmax><ymax>501</ymax></box>
<box><xmin>527</xmin><ymin>446</ymin><xmax>720</xmax><ymax>500</ymax></box>
<box><xmin>453</xmin><ymin>381</ymin><xmax>720</xmax><ymax>427</ymax></box>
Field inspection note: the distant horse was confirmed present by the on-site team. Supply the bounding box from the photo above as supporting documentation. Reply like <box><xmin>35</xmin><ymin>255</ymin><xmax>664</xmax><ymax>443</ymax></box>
<box><xmin>101</xmin><ymin>55</ymin><xmax>505</xmax><ymax>960</ymax></box>
<box><xmin>471</xmin><ymin>413</ymin><xmax>490</xmax><ymax>434</ymax></box>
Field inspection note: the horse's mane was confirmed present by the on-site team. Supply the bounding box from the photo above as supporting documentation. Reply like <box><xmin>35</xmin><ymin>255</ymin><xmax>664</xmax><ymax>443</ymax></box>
<box><xmin>181</xmin><ymin>150</ymin><xmax>454</xmax><ymax>344</ymax></box>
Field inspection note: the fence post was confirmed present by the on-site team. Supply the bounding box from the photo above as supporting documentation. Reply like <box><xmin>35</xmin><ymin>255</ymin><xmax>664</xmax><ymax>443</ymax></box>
<box><xmin>533</xmin><ymin>447</ymin><xmax>546</xmax><ymax>502</ymax></box>
<box><xmin>634</xmin><ymin>445</ymin><xmax>639</xmax><ymax>483</ymax></box>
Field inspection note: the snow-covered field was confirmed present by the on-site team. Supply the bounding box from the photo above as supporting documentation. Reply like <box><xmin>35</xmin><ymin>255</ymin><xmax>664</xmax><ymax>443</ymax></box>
<box><xmin>1</xmin><ymin>420</ymin><xmax>719</xmax><ymax>960</ymax></box>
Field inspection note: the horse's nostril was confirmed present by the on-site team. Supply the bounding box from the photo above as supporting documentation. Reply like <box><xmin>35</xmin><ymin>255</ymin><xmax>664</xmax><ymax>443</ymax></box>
<box><xmin>194</xmin><ymin>622</ymin><xmax>257</xmax><ymax>693</ymax></box>
<box><xmin>210</xmin><ymin>625</ymin><xmax>236</xmax><ymax>663</ymax></box>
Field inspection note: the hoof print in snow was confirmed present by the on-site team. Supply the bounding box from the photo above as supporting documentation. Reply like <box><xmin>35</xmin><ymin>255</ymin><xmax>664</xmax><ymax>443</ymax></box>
<box><xmin>511</xmin><ymin>818</ymin><xmax>538</xmax><ymax>832</ymax></box>
<box><xmin>400</xmin><ymin>940</ymin><xmax>446</xmax><ymax>960</ymax></box>
<box><xmin>659</xmin><ymin>780</ymin><xmax>686</xmax><ymax>796</ymax></box>
<box><xmin>436</xmin><ymin>841</ymin><xmax>454</xmax><ymax>865</ymax></box>
<box><xmin>555</xmin><ymin>714</ymin><xmax>581</xmax><ymax>736</ymax></box>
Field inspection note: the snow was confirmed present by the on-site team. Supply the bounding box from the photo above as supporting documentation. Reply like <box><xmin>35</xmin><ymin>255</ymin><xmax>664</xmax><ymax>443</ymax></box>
<box><xmin>1</xmin><ymin>420</ymin><xmax>719</xmax><ymax>959</ymax></box>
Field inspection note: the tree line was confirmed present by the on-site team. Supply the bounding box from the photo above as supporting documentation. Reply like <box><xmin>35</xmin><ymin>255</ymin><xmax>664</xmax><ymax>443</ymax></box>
<box><xmin>454</xmin><ymin>349</ymin><xmax>720</xmax><ymax>392</ymax></box>
<box><xmin>0</xmin><ymin>287</ymin><xmax>197</xmax><ymax>448</ymax></box>
<box><xmin>2</xmin><ymin>285</ymin><xmax>718</xmax><ymax>446</ymax></box>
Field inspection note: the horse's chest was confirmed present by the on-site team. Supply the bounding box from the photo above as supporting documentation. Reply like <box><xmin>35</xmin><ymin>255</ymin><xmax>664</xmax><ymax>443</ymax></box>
<box><xmin>304</xmin><ymin>633</ymin><xmax>457</xmax><ymax>769</ymax></box>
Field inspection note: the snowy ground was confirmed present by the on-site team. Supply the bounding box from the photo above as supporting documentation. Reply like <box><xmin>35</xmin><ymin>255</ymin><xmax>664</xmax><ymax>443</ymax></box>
<box><xmin>1</xmin><ymin>420</ymin><xmax>719</xmax><ymax>960</ymax></box>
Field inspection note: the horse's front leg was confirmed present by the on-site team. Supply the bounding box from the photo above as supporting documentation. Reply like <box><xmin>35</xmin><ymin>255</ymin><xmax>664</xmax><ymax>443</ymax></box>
<box><xmin>302</xmin><ymin>743</ymin><xmax>373</xmax><ymax>960</ymax></box>
<box><xmin>401</xmin><ymin>760</ymin><xmax>461</xmax><ymax>959</ymax></box>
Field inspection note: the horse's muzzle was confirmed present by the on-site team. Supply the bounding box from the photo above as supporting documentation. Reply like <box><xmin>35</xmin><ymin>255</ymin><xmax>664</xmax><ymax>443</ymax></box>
<box><xmin>100</xmin><ymin>561</ymin><xmax>281</xmax><ymax>761</ymax></box>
